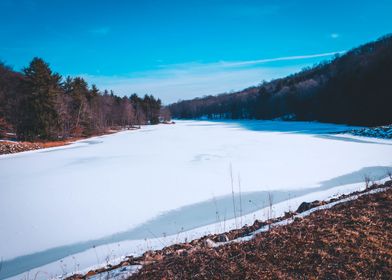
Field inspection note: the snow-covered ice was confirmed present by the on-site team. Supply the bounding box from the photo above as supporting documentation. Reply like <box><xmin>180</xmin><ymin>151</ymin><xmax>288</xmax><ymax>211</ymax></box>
<box><xmin>1</xmin><ymin>120</ymin><xmax>392</xmax><ymax>279</ymax></box>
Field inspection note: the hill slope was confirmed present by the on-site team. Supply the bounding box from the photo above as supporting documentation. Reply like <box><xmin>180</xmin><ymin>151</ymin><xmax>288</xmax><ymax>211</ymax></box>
<box><xmin>169</xmin><ymin>35</ymin><xmax>392</xmax><ymax>126</ymax></box>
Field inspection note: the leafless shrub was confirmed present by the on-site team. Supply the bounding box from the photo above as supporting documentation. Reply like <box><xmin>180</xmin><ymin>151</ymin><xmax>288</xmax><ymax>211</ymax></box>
<box><xmin>267</xmin><ymin>192</ymin><xmax>274</xmax><ymax>229</ymax></box>
<box><xmin>175</xmin><ymin>227</ymin><xmax>185</xmax><ymax>243</ymax></box>
<box><xmin>92</xmin><ymin>245</ymin><xmax>101</xmax><ymax>268</ymax></box>
<box><xmin>162</xmin><ymin>232</ymin><xmax>167</xmax><ymax>246</ymax></box>
<box><xmin>364</xmin><ymin>175</ymin><xmax>371</xmax><ymax>189</ymax></box>
<box><xmin>71</xmin><ymin>256</ymin><xmax>80</xmax><ymax>275</ymax></box>
<box><xmin>147</xmin><ymin>229</ymin><xmax>167</xmax><ymax>247</ymax></box>
<box><xmin>59</xmin><ymin>259</ymin><xmax>67</xmax><ymax>275</ymax></box>
<box><xmin>229</xmin><ymin>164</ymin><xmax>237</xmax><ymax>228</ymax></box>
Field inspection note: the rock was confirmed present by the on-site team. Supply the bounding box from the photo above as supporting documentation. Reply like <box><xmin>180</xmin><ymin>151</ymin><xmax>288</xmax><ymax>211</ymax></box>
<box><xmin>175</xmin><ymin>249</ymin><xmax>188</xmax><ymax>256</ymax></box>
<box><xmin>217</xmin><ymin>233</ymin><xmax>229</xmax><ymax>242</ymax></box>
<box><xmin>283</xmin><ymin>211</ymin><xmax>296</xmax><ymax>218</ymax></box>
<box><xmin>348</xmin><ymin>125</ymin><xmax>392</xmax><ymax>139</ymax></box>
<box><xmin>204</xmin><ymin>238</ymin><xmax>216</xmax><ymax>248</ymax></box>
<box><xmin>296</xmin><ymin>200</ymin><xmax>324</xmax><ymax>213</ymax></box>
<box><xmin>250</xmin><ymin>219</ymin><xmax>264</xmax><ymax>231</ymax></box>
<box><xmin>297</xmin><ymin>202</ymin><xmax>313</xmax><ymax>213</ymax></box>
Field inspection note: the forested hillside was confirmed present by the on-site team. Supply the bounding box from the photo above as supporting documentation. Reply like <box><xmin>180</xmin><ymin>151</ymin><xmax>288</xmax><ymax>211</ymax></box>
<box><xmin>169</xmin><ymin>34</ymin><xmax>392</xmax><ymax>126</ymax></box>
<box><xmin>0</xmin><ymin>58</ymin><xmax>169</xmax><ymax>140</ymax></box>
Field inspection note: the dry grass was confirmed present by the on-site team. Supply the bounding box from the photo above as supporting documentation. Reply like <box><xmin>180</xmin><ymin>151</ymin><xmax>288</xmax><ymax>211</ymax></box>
<box><xmin>131</xmin><ymin>185</ymin><xmax>392</xmax><ymax>279</ymax></box>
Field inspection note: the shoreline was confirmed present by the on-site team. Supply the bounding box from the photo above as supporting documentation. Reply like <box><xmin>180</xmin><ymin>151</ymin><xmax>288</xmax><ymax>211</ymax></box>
<box><xmin>2</xmin><ymin>120</ymin><xmax>389</xmax><ymax>156</ymax></box>
<box><xmin>0</xmin><ymin>128</ymin><xmax>138</xmax><ymax>156</ymax></box>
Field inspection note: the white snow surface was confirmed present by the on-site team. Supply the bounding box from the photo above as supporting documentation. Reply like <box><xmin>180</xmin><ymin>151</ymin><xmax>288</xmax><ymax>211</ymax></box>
<box><xmin>9</xmin><ymin>179</ymin><xmax>391</xmax><ymax>280</ymax></box>
<box><xmin>1</xmin><ymin>120</ymin><xmax>392</xmax><ymax>279</ymax></box>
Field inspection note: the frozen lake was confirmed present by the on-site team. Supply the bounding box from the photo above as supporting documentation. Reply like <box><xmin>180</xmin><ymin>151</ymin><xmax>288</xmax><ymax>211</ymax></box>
<box><xmin>1</xmin><ymin>120</ymin><xmax>392</xmax><ymax>279</ymax></box>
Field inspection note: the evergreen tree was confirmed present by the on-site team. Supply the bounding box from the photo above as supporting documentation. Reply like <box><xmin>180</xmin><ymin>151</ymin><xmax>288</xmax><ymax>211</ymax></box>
<box><xmin>17</xmin><ymin>57</ymin><xmax>61</xmax><ymax>140</ymax></box>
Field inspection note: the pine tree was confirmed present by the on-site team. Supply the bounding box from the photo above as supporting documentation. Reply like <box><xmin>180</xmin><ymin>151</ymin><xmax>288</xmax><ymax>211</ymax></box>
<box><xmin>17</xmin><ymin>58</ymin><xmax>61</xmax><ymax>140</ymax></box>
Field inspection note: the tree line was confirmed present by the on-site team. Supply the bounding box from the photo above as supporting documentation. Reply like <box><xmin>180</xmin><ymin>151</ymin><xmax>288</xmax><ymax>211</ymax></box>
<box><xmin>169</xmin><ymin>34</ymin><xmax>392</xmax><ymax>127</ymax></box>
<box><xmin>0</xmin><ymin>58</ymin><xmax>170</xmax><ymax>140</ymax></box>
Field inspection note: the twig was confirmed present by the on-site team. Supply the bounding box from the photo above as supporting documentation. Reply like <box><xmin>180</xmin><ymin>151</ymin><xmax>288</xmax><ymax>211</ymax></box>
<box><xmin>93</xmin><ymin>245</ymin><xmax>100</xmax><ymax>267</ymax></box>
<box><xmin>238</xmin><ymin>174</ymin><xmax>243</xmax><ymax>227</ymax></box>
<box><xmin>364</xmin><ymin>175</ymin><xmax>371</xmax><ymax>189</ymax></box>
<box><xmin>146</xmin><ymin>228</ymin><xmax>168</xmax><ymax>247</ymax></box>
<box><xmin>230</xmin><ymin>163</ymin><xmax>237</xmax><ymax>228</ymax></box>
<box><xmin>212</xmin><ymin>195</ymin><xmax>221</xmax><ymax>232</ymax></box>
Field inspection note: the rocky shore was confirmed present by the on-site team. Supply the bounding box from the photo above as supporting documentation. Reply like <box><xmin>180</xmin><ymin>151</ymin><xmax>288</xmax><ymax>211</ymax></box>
<box><xmin>346</xmin><ymin>125</ymin><xmax>392</xmax><ymax>139</ymax></box>
<box><xmin>0</xmin><ymin>140</ymin><xmax>70</xmax><ymax>155</ymax></box>
<box><xmin>0</xmin><ymin>129</ymin><xmax>129</xmax><ymax>155</ymax></box>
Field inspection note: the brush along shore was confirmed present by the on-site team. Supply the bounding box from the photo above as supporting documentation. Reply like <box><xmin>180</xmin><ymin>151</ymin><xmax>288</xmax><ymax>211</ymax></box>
<box><xmin>0</xmin><ymin>128</ymin><xmax>136</xmax><ymax>155</ymax></box>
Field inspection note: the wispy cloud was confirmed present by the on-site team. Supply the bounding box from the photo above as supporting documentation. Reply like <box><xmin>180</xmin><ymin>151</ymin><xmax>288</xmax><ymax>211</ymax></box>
<box><xmin>330</xmin><ymin>33</ymin><xmax>340</xmax><ymax>39</ymax></box>
<box><xmin>90</xmin><ymin>27</ymin><xmax>111</xmax><ymax>36</ymax></box>
<box><xmin>216</xmin><ymin>51</ymin><xmax>345</xmax><ymax>68</ymax></box>
<box><xmin>79</xmin><ymin>51</ymin><xmax>342</xmax><ymax>104</ymax></box>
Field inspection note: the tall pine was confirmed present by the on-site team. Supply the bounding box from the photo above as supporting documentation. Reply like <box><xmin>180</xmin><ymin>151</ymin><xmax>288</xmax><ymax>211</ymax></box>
<box><xmin>17</xmin><ymin>58</ymin><xmax>61</xmax><ymax>140</ymax></box>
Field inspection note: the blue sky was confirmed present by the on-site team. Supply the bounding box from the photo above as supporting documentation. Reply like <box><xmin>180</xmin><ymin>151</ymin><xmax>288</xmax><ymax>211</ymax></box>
<box><xmin>1</xmin><ymin>0</ymin><xmax>391</xmax><ymax>103</ymax></box>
